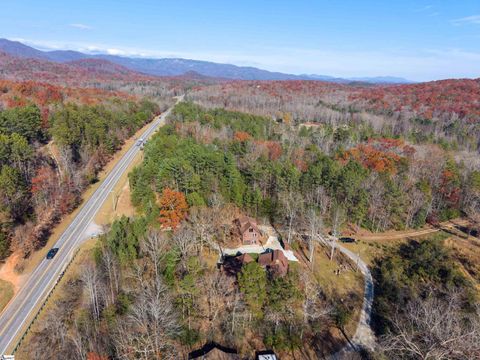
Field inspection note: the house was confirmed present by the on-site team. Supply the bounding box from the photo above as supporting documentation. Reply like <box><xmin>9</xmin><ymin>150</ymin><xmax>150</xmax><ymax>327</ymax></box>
<box><xmin>258</xmin><ymin>249</ymin><xmax>289</xmax><ymax>277</ymax></box>
<box><xmin>236</xmin><ymin>216</ymin><xmax>262</xmax><ymax>245</ymax></box>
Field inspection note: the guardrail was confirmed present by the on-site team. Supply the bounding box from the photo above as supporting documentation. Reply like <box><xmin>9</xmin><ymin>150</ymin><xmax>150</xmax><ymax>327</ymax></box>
<box><xmin>11</xmin><ymin>248</ymin><xmax>80</xmax><ymax>354</ymax></box>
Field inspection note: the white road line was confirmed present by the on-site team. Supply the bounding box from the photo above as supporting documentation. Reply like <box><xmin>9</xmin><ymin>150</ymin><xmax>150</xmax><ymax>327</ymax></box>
<box><xmin>0</xmin><ymin>98</ymin><xmax>180</xmax><ymax>355</ymax></box>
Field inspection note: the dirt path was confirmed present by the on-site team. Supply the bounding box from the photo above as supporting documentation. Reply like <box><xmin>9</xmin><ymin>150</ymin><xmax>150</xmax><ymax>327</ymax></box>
<box><xmin>0</xmin><ymin>253</ymin><xmax>26</xmax><ymax>293</ymax></box>
<box><xmin>354</xmin><ymin>218</ymin><xmax>470</xmax><ymax>241</ymax></box>
<box><xmin>0</xmin><ymin>253</ymin><xmax>26</xmax><ymax>312</ymax></box>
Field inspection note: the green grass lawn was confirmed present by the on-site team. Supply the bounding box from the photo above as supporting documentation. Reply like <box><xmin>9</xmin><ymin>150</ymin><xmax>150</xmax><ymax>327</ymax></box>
<box><xmin>0</xmin><ymin>278</ymin><xmax>14</xmax><ymax>312</ymax></box>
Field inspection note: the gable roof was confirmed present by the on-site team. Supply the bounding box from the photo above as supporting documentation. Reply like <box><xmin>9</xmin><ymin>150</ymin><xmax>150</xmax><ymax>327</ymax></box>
<box><xmin>237</xmin><ymin>216</ymin><xmax>261</xmax><ymax>235</ymax></box>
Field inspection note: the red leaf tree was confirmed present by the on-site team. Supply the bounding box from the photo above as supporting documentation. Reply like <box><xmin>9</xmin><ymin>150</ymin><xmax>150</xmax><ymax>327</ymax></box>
<box><xmin>158</xmin><ymin>188</ymin><xmax>188</xmax><ymax>230</ymax></box>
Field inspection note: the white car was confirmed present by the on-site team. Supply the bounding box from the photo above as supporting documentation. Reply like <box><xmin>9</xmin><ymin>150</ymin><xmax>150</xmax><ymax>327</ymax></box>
<box><xmin>136</xmin><ymin>138</ymin><xmax>144</xmax><ymax>146</ymax></box>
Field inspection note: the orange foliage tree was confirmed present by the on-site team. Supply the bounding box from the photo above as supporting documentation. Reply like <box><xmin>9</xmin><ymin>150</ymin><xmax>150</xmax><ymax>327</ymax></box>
<box><xmin>340</xmin><ymin>138</ymin><xmax>414</xmax><ymax>175</ymax></box>
<box><xmin>158</xmin><ymin>188</ymin><xmax>188</xmax><ymax>230</ymax></box>
<box><xmin>234</xmin><ymin>131</ymin><xmax>251</xmax><ymax>142</ymax></box>
<box><xmin>87</xmin><ymin>353</ymin><xmax>108</xmax><ymax>360</ymax></box>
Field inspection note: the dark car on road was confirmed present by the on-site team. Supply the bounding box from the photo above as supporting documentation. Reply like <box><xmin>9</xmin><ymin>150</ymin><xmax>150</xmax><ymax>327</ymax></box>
<box><xmin>339</xmin><ymin>237</ymin><xmax>356</xmax><ymax>243</ymax></box>
<box><xmin>46</xmin><ymin>248</ymin><xmax>59</xmax><ymax>259</ymax></box>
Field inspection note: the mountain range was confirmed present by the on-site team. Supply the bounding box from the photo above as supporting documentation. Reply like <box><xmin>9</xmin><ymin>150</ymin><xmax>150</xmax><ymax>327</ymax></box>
<box><xmin>0</xmin><ymin>38</ymin><xmax>413</xmax><ymax>83</ymax></box>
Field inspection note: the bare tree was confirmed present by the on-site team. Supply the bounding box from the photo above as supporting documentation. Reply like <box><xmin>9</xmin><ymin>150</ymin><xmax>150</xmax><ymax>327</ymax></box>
<box><xmin>305</xmin><ymin>208</ymin><xmax>323</xmax><ymax>264</ymax></box>
<box><xmin>172</xmin><ymin>222</ymin><xmax>197</xmax><ymax>264</ymax></box>
<box><xmin>306</xmin><ymin>185</ymin><xmax>331</xmax><ymax>216</ymax></box>
<box><xmin>279</xmin><ymin>189</ymin><xmax>304</xmax><ymax>244</ymax></box>
<box><xmin>81</xmin><ymin>262</ymin><xmax>101</xmax><ymax>322</ymax></box>
<box><xmin>379</xmin><ymin>295</ymin><xmax>480</xmax><ymax>360</ymax></box>
<box><xmin>189</xmin><ymin>206</ymin><xmax>215</xmax><ymax>253</ymax></box>
<box><xmin>330</xmin><ymin>204</ymin><xmax>346</xmax><ymax>261</ymax></box>
<box><xmin>99</xmin><ymin>244</ymin><xmax>120</xmax><ymax>306</ymax></box>
<box><xmin>141</xmin><ymin>229</ymin><xmax>169</xmax><ymax>277</ymax></box>
<box><xmin>114</xmin><ymin>277</ymin><xmax>181</xmax><ymax>360</ymax></box>
<box><xmin>199</xmin><ymin>271</ymin><xmax>233</xmax><ymax>329</ymax></box>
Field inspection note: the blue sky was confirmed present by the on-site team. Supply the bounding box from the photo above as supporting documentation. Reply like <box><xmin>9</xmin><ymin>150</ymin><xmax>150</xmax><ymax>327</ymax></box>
<box><xmin>1</xmin><ymin>0</ymin><xmax>479</xmax><ymax>81</ymax></box>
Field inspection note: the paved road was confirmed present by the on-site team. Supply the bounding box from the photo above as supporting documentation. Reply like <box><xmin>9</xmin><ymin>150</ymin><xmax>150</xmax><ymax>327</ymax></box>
<box><xmin>0</xmin><ymin>97</ymin><xmax>181</xmax><ymax>355</ymax></box>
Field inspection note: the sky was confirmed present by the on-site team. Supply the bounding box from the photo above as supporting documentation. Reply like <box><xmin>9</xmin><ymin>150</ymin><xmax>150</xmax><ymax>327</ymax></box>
<box><xmin>0</xmin><ymin>0</ymin><xmax>479</xmax><ymax>81</ymax></box>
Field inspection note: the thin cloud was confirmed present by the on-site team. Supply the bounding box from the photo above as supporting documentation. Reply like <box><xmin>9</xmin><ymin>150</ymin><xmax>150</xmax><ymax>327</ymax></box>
<box><xmin>414</xmin><ymin>6</ymin><xmax>439</xmax><ymax>18</ymax></box>
<box><xmin>13</xmin><ymin>38</ymin><xmax>480</xmax><ymax>81</ymax></box>
<box><xmin>451</xmin><ymin>15</ymin><xmax>480</xmax><ymax>26</ymax></box>
<box><xmin>414</xmin><ymin>5</ymin><xmax>433</xmax><ymax>13</ymax></box>
<box><xmin>69</xmin><ymin>23</ymin><xmax>93</xmax><ymax>30</ymax></box>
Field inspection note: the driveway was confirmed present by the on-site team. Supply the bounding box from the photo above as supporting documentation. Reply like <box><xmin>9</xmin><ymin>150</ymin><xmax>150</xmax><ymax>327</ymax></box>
<box><xmin>222</xmin><ymin>225</ymin><xmax>299</xmax><ymax>261</ymax></box>
<box><xmin>326</xmin><ymin>236</ymin><xmax>376</xmax><ymax>358</ymax></box>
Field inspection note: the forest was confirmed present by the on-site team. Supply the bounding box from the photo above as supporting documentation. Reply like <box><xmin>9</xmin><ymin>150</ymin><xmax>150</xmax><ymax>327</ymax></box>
<box><xmin>131</xmin><ymin>102</ymin><xmax>479</xmax><ymax>232</ymax></box>
<box><xmin>0</xmin><ymin>80</ymin><xmax>163</xmax><ymax>262</ymax></box>
<box><xmin>19</xmin><ymin>101</ymin><xmax>480</xmax><ymax>359</ymax></box>
<box><xmin>188</xmin><ymin>79</ymin><xmax>480</xmax><ymax>153</ymax></box>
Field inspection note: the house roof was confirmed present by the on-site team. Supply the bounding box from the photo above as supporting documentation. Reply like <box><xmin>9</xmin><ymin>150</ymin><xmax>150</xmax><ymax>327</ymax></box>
<box><xmin>237</xmin><ymin>253</ymin><xmax>254</xmax><ymax>264</ymax></box>
<box><xmin>258</xmin><ymin>249</ymin><xmax>288</xmax><ymax>268</ymax></box>
<box><xmin>237</xmin><ymin>216</ymin><xmax>261</xmax><ymax>235</ymax></box>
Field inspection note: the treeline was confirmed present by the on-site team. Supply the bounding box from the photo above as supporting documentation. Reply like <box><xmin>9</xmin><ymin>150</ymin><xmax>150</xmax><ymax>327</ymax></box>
<box><xmin>0</xmin><ymin>98</ymin><xmax>160</xmax><ymax>260</ymax></box>
<box><xmin>130</xmin><ymin>102</ymin><xmax>480</xmax><ymax>236</ymax></box>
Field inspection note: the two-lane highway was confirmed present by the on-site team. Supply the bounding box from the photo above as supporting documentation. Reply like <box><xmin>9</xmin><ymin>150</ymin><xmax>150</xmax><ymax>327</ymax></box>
<box><xmin>0</xmin><ymin>97</ymin><xmax>181</xmax><ymax>355</ymax></box>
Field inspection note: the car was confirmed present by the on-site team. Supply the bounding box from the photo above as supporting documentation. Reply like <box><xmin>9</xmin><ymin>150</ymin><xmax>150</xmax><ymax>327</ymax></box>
<box><xmin>339</xmin><ymin>237</ymin><xmax>356</xmax><ymax>243</ymax></box>
<box><xmin>136</xmin><ymin>138</ymin><xmax>144</xmax><ymax>146</ymax></box>
<box><xmin>46</xmin><ymin>247</ymin><xmax>59</xmax><ymax>259</ymax></box>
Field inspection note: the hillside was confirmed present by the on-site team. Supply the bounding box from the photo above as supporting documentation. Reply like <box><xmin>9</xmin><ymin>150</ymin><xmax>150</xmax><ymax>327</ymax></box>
<box><xmin>349</xmin><ymin>78</ymin><xmax>480</xmax><ymax>120</ymax></box>
<box><xmin>66</xmin><ymin>58</ymin><xmax>143</xmax><ymax>76</ymax></box>
<box><xmin>0</xmin><ymin>51</ymin><xmax>154</xmax><ymax>85</ymax></box>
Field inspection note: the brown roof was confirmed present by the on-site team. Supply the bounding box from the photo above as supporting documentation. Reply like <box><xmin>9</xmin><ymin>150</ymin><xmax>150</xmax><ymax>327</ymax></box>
<box><xmin>258</xmin><ymin>249</ymin><xmax>288</xmax><ymax>268</ymax></box>
<box><xmin>237</xmin><ymin>253</ymin><xmax>254</xmax><ymax>264</ymax></box>
<box><xmin>237</xmin><ymin>216</ymin><xmax>261</xmax><ymax>235</ymax></box>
